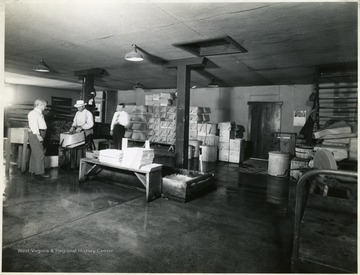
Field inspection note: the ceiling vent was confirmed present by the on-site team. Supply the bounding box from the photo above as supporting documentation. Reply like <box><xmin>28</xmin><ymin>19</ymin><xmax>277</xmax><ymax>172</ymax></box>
<box><xmin>174</xmin><ymin>36</ymin><xmax>247</xmax><ymax>57</ymax></box>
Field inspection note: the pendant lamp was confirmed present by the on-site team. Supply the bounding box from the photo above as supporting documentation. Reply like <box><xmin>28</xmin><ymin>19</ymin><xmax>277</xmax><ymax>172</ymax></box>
<box><xmin>34</xmin><ymin>60</ymin><xmax>50</xmax><ymax>72</ymax></box>
<box><xmin>208</xmin><ymin>77</ymin><xmax>219</xmax><ymax>88</ymax></box>
<box><xmin>125</xmin><ymin>44</ymin><xmax>144</xmax><ymax>62</ymax></box>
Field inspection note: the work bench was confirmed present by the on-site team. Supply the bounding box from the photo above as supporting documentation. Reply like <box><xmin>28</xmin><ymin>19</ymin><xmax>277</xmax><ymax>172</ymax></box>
<box><xmin>78</xmin><ymin>158</ymin><xmax>162</xmax><ymax>202</ymax></box>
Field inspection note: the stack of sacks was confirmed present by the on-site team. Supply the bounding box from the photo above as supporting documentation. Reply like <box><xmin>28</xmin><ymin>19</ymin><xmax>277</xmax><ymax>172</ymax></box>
<box><xmin>98</xmin><ymin>149</ymin><xmax>123</xmax><ymax>166</ymax></box>
<box><xmin>314</xmin><ymin>121</ymin><xmax>357</xmax><ymax>161</ymax></box>
<box><xmin>121</xmin><ymin>148</ymin><xmax>155</xmax><ymax>169</ymax></box>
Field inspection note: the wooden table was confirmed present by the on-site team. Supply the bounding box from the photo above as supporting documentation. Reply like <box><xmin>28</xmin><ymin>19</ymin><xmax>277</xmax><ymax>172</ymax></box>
<box><xmin>78</xmin><ymin>158</ymin><xmax>162</xmax><ymax>202</ymax></box>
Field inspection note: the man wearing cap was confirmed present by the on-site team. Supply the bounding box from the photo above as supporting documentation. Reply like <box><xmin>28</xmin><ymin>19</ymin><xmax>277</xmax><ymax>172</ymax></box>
<box><xmin>110</xmin><ymin>103</ymin><xmax>129</xmax><ymax>149</ymax></box>
<box><xmin>69</xmin><ymin>100</ymin><xmax>94</xmax><ymax>150</ymax></box>
<box><xmin>28</xmin><ymin>99</ymin><xmax>49</xmax><ymax>178</ymax></box>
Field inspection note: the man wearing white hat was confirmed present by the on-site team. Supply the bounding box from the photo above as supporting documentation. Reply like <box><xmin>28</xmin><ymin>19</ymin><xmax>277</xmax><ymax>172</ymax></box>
<box><xmin>69</xmin><ymin>100</ymin><xmax>94</xmax><ymax>150</ymax></box>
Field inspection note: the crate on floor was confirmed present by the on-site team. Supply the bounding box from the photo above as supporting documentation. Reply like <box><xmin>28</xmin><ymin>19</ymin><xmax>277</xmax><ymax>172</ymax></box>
<box><xmin>162</xmin><ymin>166</ymin><xmax>215</xmax><ymax>203</ymax></box>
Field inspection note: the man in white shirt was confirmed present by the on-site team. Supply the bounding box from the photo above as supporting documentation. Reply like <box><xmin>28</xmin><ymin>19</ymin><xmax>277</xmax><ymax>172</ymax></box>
<box><xmin>69</xmin><ymin>100</ymin><xmax>95</xmax><ymax>150</ymax></box>
<box><xmin>28</xmin><ymin>99</ymin><xmax>49</xmax><ymax>178</ymax></box>
<box><xmin>110</xmin><ymin>103</ymin><xmax>129</xmax><ymax>149</ymax></box>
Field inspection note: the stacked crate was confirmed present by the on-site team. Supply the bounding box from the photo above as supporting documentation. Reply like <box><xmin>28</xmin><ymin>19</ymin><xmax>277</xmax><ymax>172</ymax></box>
<box><xmin>130</xmin><ymin>105</ymin><xmax>148</xmax><ymax>141</ymax></box>
<box><xmin>158</xmin><ymin>106</ymin><xmax>176</xmax><ymax>144</ymax></box>
<box><xmin>123</xmin><ymin>105</ymin><xmax>136</xmax><ymax>139</ymax></box>
<box><xmin>189</xmin><ymin>107</ymin><xmax>217</xmax><ymax>145</ymax></box>
<box><xmin>147</xmin><ymin>106</ymin><xmax>161</xmax><ymax>143</ymax></box>
<box><xmin>218</xmin><ymin>122</ymin><xmax>233</xmax><ymax>162</ymax></box>
<box><xmin>229</xmin><ymin>138</ymin><xmax>245</xmax><ymax>163</ymax></box>
<box><xmin>145</xmin><ymin>93</ymin><xmax>176</xmax><ymax>144</ymax></box>
<box><xmin>218</xmin><ymin>122</ymin><xmax>245</xmax><ymax>163</ymax></box>
<box><xmin>144</xmin><ymin>92</ymin><xmax>176</xmax><ymax>106</ymax></box>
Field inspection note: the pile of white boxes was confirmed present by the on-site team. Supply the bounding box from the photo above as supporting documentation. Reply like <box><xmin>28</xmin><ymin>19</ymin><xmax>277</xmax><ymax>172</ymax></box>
<box><xmin>122</xmin><ymin>148</ymin><xmax>155</xmax><ymax>169</ymax></box>
<box><xmin>147</xmin><ymin>106</ymin><xmax>176</xmax><ymax>144</ymax></box>
<box><xmin>130</xmin><ymin>105</ymin><xmax>148</xmax><ymax>141</ymax></box>
<box><xmin>218</xmin><ymin>122</ymin><xmax>245</xmax><ymax>163</ymax></box>
<box><xmin>145</xmin><ymin>92</ymin><xmax>176</xmax><ymax>106</ymax></box>
<box><xmin>189</xmin><ymin>107</ymin><xmax>219</xmax><ymax>147</ymax></box>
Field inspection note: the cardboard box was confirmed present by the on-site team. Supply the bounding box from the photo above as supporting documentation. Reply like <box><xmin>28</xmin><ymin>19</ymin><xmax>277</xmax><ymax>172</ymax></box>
<box><xmin>230</xmin><ymin>138</ymin><xmax>244</xmax><ymax>151</ymax></box>
<box><xmin>218</xmin><ymin>150</ymin><xmax>229</xmax><ymax>162</ymax></box>
<box><xmin>205</xmin><ymin>136</ymin><xmax>219</xmax><ymax>147</ymax></box>
<box><xmin>218</xmin><ymin>122</ymin><xmax>233</xmax><ymax>131</ymax></box>
<box><xmin>202</xmin><ymin>114</ymin><xmax>210</xmax><ymax>122</ymax></box>
<box><xmin>189</xmin><ymin>130</ymin><xmax>198</xmax><ymax>139</ymax></box>
<box><xmin>10</xmin><ymin>128</ymin><xmax>28</xmax><ymax>143</ymax></box>
<box><xmin>197</xmin><ymin>123</ymin><xmax>207</xmax><ymax>134</ymax></box>
<box><xmin>206</xmin><ymin>123</ymin><xmax>217</xmax><ymax>135</ymax></box>
<box><xmin>219</xmin><ymin>142</ymin><xmax>230</xmax><ymax>150</ymax></box>
<box><xmin>219</xmin><ymin>130</ymin><xmax>230</xmax><ymax>142</ymax></box>
<box><xmin>44</xmin><ymin>156</ymin><xmax>59</xmax><ymax>168</ymax></box>
<box><xmin>229</xmin><ymin>151</ymin><xmax>240</xmax><ymax>163</ymax></box>
<box><xmin>160</xmin><ymin>92</ymin><xmax>175</xmax><ymax>100</ymax></box>
<box><xmin>190</xmin><ymin>106</ymin><xmax>204</xmax><ymax>114</ymax></box>
<box><xmin>190</xmin><ymin>114</ymin><xmax>203</xmax><ymax>122</ymax></box>
<box><xmin>203</xmin><ymin>107</ymin><xmax>211</xmax><ymax>113</ymax></box>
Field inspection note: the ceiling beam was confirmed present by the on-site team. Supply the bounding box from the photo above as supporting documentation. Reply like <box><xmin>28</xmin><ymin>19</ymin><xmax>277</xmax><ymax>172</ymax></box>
<box><xmin>163</xmin><ymin>57</ymin><xmax>207</xmax><ymax>69</ymax></box>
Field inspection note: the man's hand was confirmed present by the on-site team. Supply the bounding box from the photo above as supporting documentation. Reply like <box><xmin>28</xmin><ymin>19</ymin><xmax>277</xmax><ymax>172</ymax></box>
<box><xmin>37</xmin><ymin>134</ymin><xmax>43</xmax><ymax>142</ymax></box>
<box><xmin>75</xmin><ymin>127</ymin><xmax>82</xmax><ymax>133</ymax></box>
<box><xmin>110</xmin><ymin>131</ymin><xmax>113</xmax><ymax>136</ymax></box>
<box><xmin>69</xmin><ymin>127</ymin><xmax>75</xmax><ymax>133</ymax></box>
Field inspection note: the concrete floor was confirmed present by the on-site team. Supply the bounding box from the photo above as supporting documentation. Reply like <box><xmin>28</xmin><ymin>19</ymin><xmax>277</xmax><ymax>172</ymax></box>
<box><xmin>2</xmin><ymin>156</ymin><xmax>295</xmax><ymax>273</ymax></box>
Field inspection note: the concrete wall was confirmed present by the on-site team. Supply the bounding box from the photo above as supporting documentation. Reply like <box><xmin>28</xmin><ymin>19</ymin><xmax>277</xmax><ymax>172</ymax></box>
<box><xmin>118</xmin><ymin>84</ymin><xmax>313</xmax><ymax>136</ymax></box>
<box><xmin>7</xmin><ymin>84</ymin><xmax>82</xmax><ymax>105</ymax></box>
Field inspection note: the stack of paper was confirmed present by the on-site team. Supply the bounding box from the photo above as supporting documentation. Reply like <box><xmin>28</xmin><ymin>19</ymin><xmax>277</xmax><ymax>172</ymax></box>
<box><xmin>98</xmin><ymin>149</ymin><xmax>123</xmax><ymax>165</ymax></box>
<box><xmin>121</xmin><ymin>148</ymin><xmax>155</xmax><ymax>169</ymax></box>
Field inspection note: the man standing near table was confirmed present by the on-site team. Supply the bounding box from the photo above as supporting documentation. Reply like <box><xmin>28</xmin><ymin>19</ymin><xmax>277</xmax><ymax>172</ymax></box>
<box><xmin>69</xmin><ymin>100</ymin><xmax>94</xmax><ymax>151</ymax></box>
<box><xmin>110</xmin><ymin>103</ymin><xmax>129</xmax><ymax>149</ymax></box>
<box><xmin>27</xmin><ymin>99</ymin><xmax>49</xmax><ymax>178</ymax></box>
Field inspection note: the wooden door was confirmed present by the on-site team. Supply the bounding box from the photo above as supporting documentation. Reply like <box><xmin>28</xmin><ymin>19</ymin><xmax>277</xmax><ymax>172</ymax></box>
<box><xmin>248</xmin><ymin>102</ymin><xmax>282</xmax><ymax>159</ymax></box>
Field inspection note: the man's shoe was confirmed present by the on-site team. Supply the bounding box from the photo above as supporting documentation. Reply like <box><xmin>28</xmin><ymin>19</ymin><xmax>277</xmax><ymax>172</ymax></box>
<box><xmin>36</xmin><ymin>174</ymin><xmax>50</xmax><ymax>179</ymax></box>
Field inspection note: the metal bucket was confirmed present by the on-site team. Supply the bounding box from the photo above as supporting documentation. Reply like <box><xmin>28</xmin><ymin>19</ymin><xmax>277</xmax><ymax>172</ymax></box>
<box><xmin>268</xmin><ymin>151</ymin><xmax>290</xmax><ymax>177</ymax></box>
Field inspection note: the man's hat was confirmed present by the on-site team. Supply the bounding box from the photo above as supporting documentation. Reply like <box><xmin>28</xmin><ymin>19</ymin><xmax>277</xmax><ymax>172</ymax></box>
<box><xmin>74</xmin><ymin>100</ymin><xmax>87</xmax><ymax>107</ymax></box>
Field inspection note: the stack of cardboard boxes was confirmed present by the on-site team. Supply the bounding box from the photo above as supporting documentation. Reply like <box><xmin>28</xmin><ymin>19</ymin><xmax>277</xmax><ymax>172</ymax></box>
<box><xmin>218</xmin><ymin>122</ymin><xmax>245</xmax><ymax>163</ymax></box>
<box><xmin>146</xmin><ymin>106</ymin><xmax>176</xmax><ymax>144</ymax></box>
<box><xmin>130</xmin><ymin>105</ymin><xmax>148</xmax><ymax>141</ymax></box>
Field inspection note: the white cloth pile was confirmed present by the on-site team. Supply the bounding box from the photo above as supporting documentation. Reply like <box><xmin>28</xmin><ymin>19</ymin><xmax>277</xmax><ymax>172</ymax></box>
<box><xmin>98</xmin><ymin>149</ymin><xmax>123</xmax><ymax>165</ymax></box>
<box><xmin>313</xmin><ymin>121</ymin><xmax>357</xmax><ymax>161</ymax></box>
<box><xmin>121</xmin><ymin>148</ymin><xmax>155</xmax><ymax>169</ymax></box>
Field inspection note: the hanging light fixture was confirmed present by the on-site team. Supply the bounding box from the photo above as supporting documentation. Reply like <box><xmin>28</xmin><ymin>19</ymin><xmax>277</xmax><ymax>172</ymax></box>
<box><xmin>33</xmin><ymin>59</ymin><xmax>50</xmax><ymax>72</ymax></box>
<box><xmin>133</xmin><ymin>82</ymin><xmax>144</xmax><ymax>90</ymax></box>
<box><xmin>125</xmin><ymin>44</ymin><xmax>144</xmax><ymax>62</ymax></box>
<box><xmin>208</xmin><ymin>77</ymin><xmax>219</xmax><ymax>88</ymax></box>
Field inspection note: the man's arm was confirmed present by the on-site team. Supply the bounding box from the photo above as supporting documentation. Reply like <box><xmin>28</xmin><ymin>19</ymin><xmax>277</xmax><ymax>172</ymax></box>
<box><xmin>81</xmin><ymin>110</ymin><xmax>94</xmax><ymax>130</ymax></box>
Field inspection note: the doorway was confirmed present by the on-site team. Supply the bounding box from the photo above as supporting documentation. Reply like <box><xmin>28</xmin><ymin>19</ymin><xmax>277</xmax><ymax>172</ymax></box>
<box><xmin>247</xmin><ymin>102</ymin><xmax>282</xmax><ymax>159</ymax></box>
